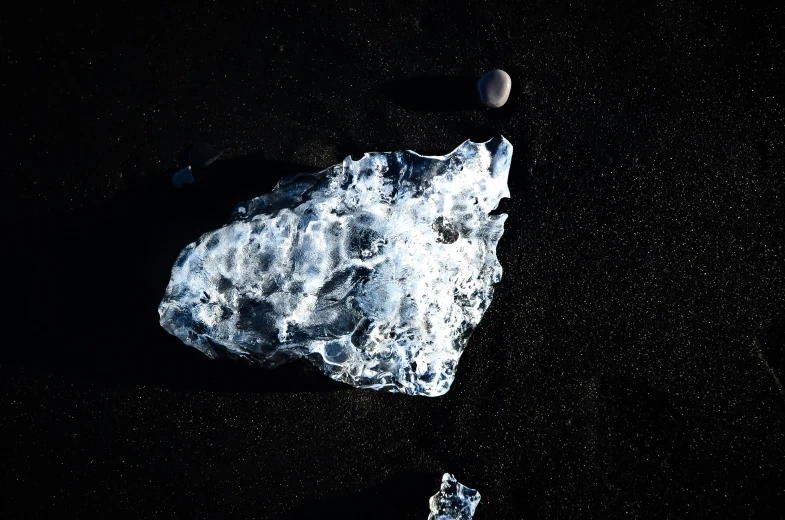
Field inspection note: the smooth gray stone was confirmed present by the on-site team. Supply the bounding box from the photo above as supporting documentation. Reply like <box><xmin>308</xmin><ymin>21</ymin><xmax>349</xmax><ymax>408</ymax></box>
<box><xmin>428</xmin><ymin>473</ymin><xmax>481</xmax><ymax>520</ymax></box>
<box><xmin>477</xmin><ymin>69</ymin><xmax>512</xmax><ymax>108</ymax></box>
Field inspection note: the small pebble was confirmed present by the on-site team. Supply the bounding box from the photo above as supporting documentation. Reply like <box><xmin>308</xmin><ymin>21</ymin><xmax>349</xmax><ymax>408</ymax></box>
<box><xmin>477</xmin><ymin>69</ymin><xmax>512</xmax><ymax>108</ymax></box>
<box><xmin>172</xmin><ymin>166</ymin><xmax>195</xmax><ymax>188</ymax></box>
<box><xmin>189</xmin><ymin>141</ymin><xmax>223</xmax><ymax>168</ymax></box>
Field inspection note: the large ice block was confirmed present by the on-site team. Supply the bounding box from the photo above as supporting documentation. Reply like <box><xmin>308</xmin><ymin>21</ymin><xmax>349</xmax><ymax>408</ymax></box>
<box><xmin>158</xmin><ymin>137</ymin><xmax>512</xmax><ymax>396</ymax></box>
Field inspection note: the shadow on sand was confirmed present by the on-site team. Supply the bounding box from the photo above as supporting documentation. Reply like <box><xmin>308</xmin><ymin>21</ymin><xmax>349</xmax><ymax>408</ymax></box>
<box><xmin>381</xmin><ymin>76</ymin><xmax>482</xmax><ymax>112</ymax></box>
<box><xmin>277</xmin><ymin>471</ymin><xmax>442</xmax><ymax>519</ymax></box>
<box><xmin>7</xmin><ymin>155</ymin><xmax>350</xmax><ymax>393</ymax></box>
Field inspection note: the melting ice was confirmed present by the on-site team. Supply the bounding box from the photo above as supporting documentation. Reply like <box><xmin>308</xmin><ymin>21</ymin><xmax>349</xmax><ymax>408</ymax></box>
<box><xmin>158</xmin><ymin>137</ymin><xmax>512</xmax><ymax>396</ymax></box>
<box><xmin>428</xmin><ymin>473</ymin><xmax>481</xmax><ymax>520</ymax></box>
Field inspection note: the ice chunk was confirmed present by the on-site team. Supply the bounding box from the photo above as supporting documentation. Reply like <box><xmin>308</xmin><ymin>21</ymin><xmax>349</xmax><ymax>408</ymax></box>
<box><xmin>428</xmin><ymin>473</ymin><xmax>481</xmax><ymax>520</ymax></box>
<box><xmin>172</xmin><ymin>166</ymin><xmax>194</xmax><ymax>188</ymax></box>
<box><xmin>158</xmin><ymin>137</ymin><xmax>512</xmax><ymax>396</ymax></box>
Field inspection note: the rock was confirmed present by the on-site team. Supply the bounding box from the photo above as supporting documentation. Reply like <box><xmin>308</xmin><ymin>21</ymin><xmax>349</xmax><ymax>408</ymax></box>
<box><xmin>158</xmin><ymin>137</ymin><xmax>512</xmax><ymax>396</ymax></box>
<box><xmin>189</xmin><ymin>141</ymin><xmax>223</xmax><ymax>168</ymax></box>
<box><xmin>477</xmin><ymin>69</ymin><xmax>512</xmax><ymax>108</ymax></box>
<box><xmin>172</xmin><ymin>166</ymin><xmax>194</xmax><ymax>188</ymax></box>
<box><xmin>428</xmin><ymin>473</ymin><xmax>481</xmax><ymax>520</ymax></box>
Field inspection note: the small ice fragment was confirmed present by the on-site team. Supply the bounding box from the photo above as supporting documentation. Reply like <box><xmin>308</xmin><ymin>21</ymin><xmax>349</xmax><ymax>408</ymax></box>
<box><xmin>428</xmin><ymin>473</ymin><xmax>481</xmax><ymax>520</ymax></box>
<box><xmin>172</xmin><ymin>166</ymin><xmax>194</xmax><ymax>188</ymax></box>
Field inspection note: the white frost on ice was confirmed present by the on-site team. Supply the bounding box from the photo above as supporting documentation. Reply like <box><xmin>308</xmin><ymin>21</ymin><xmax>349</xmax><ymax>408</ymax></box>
<box><xmin>429</xmin><ymin>473</ymin><xmax>481</xmax><ymax>520</ymax></box>
<box><xmin>158</xmin><ymin>137</ymin><xmax>512</xmax><ymax>396</ymax></box>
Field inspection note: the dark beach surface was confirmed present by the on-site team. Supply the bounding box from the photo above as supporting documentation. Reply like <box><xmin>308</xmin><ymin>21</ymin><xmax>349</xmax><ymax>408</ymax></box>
<box><xmin>2</xmin><ymin>2</ymin><xmax>783</xmax><ymax>518</ymax></box>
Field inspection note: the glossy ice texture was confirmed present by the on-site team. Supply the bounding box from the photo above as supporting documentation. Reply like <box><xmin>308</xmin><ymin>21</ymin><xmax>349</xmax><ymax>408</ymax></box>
<box><xmin>158</xmin><ymin>137</ymin><xmax>511</xmax><ymax>396</ymax></box>
<box><xmin>428</xmin><ymin>473</ymin><xmax>481</xmax><ymax>520</ymax></box>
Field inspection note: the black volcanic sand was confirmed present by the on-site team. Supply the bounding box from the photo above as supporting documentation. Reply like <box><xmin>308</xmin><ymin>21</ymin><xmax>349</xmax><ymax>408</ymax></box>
<box><xmin>3</xmin><ymin>2</ymin><xmax>784</xmax><ymax>518</ymax></box>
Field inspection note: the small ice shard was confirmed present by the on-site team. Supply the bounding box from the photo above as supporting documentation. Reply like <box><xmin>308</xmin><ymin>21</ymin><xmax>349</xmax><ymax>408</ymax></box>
<box><xmin>428</xmin><ymin>473</ymin><xmax>481</xmax><ymax>520</ymax></box>
<box><xmin>172</xmin><ymin>166</ymin><xmax>194</xmax><ymax>188</ymax></box>
<box><xmin>158</xmin><ymin>137</ymin><xmax>512</xmax><ymax>396</ymax></box>
<box><xmin>478</xmin><ymin>69</ymin><xmax>512</xmax><ymax>108</ymax></box>
<box><xmin>189</xmin><ymin>141</ymin><xmax>223</xmax><ymax>168</ymax></box>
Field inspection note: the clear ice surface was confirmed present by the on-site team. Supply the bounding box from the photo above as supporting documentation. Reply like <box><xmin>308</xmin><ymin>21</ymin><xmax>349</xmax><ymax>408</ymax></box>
<box><xmin>158</xmin><ymin>137</ymin><xmax>511</xmax><ymax>396</ymax></box>
<box><xmin>428</xmin><ymin>473</ymin><xmax>481</xmax><ymax>520</ymax></box>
